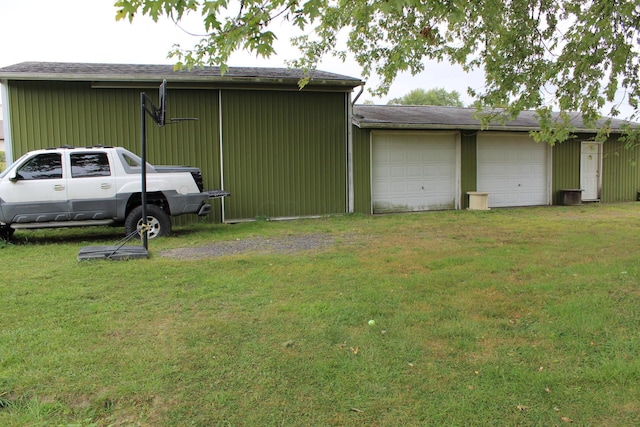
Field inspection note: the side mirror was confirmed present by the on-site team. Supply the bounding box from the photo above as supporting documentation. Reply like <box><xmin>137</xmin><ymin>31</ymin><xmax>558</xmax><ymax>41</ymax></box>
<box><xmin>8</xmin><ymin>172</ymin><xmax>21</xmax><ymax>182</ymax></box>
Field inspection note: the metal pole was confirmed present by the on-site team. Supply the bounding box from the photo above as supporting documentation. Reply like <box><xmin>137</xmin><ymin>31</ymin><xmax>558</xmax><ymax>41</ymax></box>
<box><xmin>140</xmin><ymin>92</ymin><xmax>148</xmax><ymax>250</ymax></box>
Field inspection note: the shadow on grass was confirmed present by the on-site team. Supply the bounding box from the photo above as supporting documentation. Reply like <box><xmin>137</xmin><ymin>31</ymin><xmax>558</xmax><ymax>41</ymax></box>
<box><xmin>4</xmin><ymin>225</ymin><xmax>209</xmax><ymax>246</ymax></box>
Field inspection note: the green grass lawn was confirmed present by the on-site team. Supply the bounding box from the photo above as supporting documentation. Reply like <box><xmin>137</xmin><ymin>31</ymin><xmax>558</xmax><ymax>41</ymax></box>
<box><xmin>2</xmin><ymin>204</ymin><xmax>640</xmax><ymax>426</ymax></box>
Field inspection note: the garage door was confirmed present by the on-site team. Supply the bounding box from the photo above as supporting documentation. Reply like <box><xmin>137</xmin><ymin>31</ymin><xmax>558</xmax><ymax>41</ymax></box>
<box><xmin>477</xmin><ymin>133</ymin><xmax>550</xmax><ymax>207</ymax></box>
<box><xmin>372</xmin><ymin>132</ymin><xmax>459</xmax><ymax>213</ymax></box>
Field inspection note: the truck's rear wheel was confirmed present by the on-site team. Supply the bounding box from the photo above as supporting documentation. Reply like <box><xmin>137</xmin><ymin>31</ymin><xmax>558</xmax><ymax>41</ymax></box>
<box><xmin>125</xmin><ymin>205</ymin><xmax>171</xmax><ymax>239</ymax></box>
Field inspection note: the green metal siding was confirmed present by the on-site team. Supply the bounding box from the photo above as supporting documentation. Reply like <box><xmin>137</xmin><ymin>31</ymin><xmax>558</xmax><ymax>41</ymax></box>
<box><xmin>602</xmin><ymin>137</ymin><xmax>640</xmax><ymax>203</ymax></box>
<box><xmin>551</xmin><ymin>136</ymin><xmax>640</xmax><ymax>205</ymax></box>
<box><xmin>221</xmin><ymin>90</ymin><xmax>347</xmax><ymax>221</ymax></box>
<box><xmin>460</xmin><ymin>132</ymin><xmax>477</xmax><ymax>209</ymax></box>
<box><xmin>6</xmin><ymin>81</ymin><xmax>352</xmax><ymax>224</ymax></box>
<box><xmin>551</xmin><ymin>139</ymin><xmax>581</xmax><ymax>205</ymax></box>
<box><xmin>147</xmin><ymin>89</ymin><xmax>223</xmax><ymax>224</ymax></box>
<box><xmin>7</xmin><ymin>81</ymin><xmax>139</xmax><ymax>153</ymax></box>
<box><xmin>6</xmin><ymin>81</ymin><xmax>225</xmax><ymax>223</ymax></box>
<box><xmin>352</xmin><ymin>125</ymin><xmax>371</xmax><ymax>214</ymax></box>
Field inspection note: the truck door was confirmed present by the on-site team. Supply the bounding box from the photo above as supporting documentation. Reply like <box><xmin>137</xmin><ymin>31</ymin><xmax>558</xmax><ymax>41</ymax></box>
<box><xmin>66</xmin><ymin>151</ymin><xmax>117</xmax><ymax>220</ymax></box>
<box><xmin>0</xmin><ymin>152</ymin><xmax>69</xmax><ymax>223</ymax></box>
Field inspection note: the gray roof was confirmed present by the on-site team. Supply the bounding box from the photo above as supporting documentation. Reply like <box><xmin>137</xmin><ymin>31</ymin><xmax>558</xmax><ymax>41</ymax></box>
<box><xmin>353</xmin><ymin>105</ymin><xmax>635</xmax><ymax>133</ymax></box>
<box><xmin>0</xmin><ymin>62</ymin><xmax>363</xmax><ymax>89</ymax></box>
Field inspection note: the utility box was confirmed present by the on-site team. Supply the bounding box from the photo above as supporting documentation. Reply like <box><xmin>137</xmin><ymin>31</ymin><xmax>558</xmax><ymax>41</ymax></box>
<box><xmin>467</xmin><ymin>192</ymin><xmax>490</xmax><ymax>210</ymax></box>
<box><xmin>561</xmin><ymin>189</ymin><xmax>583</xmax><ymax>206</ymax></box>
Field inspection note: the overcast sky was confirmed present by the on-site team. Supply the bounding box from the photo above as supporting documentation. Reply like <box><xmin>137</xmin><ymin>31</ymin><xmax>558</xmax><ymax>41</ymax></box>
<box><xmin>0</xmin><ymin>0</ymin><xmax>482</xmax><ymax>105</ymax></box>
<box><xmin>0</xmin><ymin>0</ymin><xmax>635</xmax><ymax>118</ymax></box>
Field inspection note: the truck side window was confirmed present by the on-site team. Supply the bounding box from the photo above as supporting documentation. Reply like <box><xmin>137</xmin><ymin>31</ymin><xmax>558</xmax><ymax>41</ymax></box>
<box><xmin>18</xmin><ymin>153</ymin><xmax>63</xmax><ymax>180</ymax></box>
<box><xmin>121</xmin><ymin>152</ymin><xmax>140</xmax><ymax>168</ymax></box>
<box><xmin>71</xmin><ymin>153</ymin><xmax>111</xmax><ymax>178</ymax></box>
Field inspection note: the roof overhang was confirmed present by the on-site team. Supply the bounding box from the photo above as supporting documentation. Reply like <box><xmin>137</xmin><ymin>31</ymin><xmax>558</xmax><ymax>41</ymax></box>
<box><xmin>353</xmin><ymin>105</ymin><xmax>637</xmax><ymax>134</ymax></box>
<box><xmin>0</xmin><ymin>62</ymin><xmax>365</xmax><ymax>91</ymax></box>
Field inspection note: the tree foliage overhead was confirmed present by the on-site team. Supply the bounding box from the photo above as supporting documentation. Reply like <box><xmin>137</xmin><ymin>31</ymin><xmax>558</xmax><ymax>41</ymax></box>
<box><xmin>115</xmin><ymin>0</ymin><xmax>640</xmax><ymax>142</ymax></box>
<box><xmin>388</xmin><ymin>88</ymin><xmax>464</xmax><ymax>107</ymax></box>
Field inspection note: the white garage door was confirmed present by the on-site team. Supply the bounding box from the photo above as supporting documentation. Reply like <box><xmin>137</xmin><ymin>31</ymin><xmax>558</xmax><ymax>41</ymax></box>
<box><xmin>372</xmin><ymin>132</ymin><xmax>459</xmax><ymax>213</ymax></box>
<box><xmin>477</xmin><ymin>133</ymin><xmax>550</xmax><ymax>207</ymax></box>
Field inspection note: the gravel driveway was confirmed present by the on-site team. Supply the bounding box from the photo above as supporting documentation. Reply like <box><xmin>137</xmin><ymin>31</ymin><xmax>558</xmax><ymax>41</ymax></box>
<box><xmin>158</xmin><ymin>233</ymin><xmax>338</xmax><ymax>260</ymax></box>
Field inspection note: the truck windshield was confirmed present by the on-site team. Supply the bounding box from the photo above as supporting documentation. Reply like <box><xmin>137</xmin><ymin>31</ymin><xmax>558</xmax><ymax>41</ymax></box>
<box><xmin>0</xmin><ymin>152</ymin><xmax>31</xmax><ymax>179</ymax></box>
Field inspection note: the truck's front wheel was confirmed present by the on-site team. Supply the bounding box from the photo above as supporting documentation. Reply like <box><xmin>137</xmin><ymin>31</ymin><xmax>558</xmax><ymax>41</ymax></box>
<box><xmin>125</xmin><ymin>205</ymin><xmax>171</xmax><ymax>239</ymax></box>
<box><xmin>0</xmin><ymin>225</ymin><xmax>15</xmax><ymax>241</ymax></box>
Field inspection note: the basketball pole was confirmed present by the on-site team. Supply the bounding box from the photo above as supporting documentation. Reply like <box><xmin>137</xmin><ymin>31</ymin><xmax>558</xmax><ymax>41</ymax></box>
<box><xmin>139</xmin><ymin>79</ymin><xmax>167</xmax><ymax>251</ymax></box>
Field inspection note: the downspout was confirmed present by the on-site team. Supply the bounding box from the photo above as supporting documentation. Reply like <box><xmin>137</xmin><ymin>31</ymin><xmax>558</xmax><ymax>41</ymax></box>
<box><xmin>347</xmin><ymin>84</ymin><xmax>365</xmax><ymax>213</ymax></box>
<box><xmin>1</xmin><ymin>80</ymin><xmax>13</xmax><ymax>165</ymax></box>
<box><xmin>352</xmin><ymin>84</ymin><xmax>364</xmax><ymax>106</ymax></box>
<box><xmin>347</xmin><ymin>93</ymin><xmax>353</xmax><ymax>213</ymax></box>
<box><xmin>346</xmin><ymin>87</ymin><xmax>363</xmax><ymax>213</ymax></box>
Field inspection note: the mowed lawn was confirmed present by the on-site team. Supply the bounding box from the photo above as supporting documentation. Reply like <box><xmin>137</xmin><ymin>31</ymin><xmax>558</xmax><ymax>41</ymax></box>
<box><xmin>1</xmin><ymin>204</ymin><xmax>640</xmax><ymax>426</ymax></box>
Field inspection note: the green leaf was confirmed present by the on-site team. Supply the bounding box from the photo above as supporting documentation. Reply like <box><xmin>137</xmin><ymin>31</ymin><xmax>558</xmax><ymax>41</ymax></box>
<box><xmin>117</xmin><ymin>0</ymin><xmax>640</xmax><ymax>137</ymax></box>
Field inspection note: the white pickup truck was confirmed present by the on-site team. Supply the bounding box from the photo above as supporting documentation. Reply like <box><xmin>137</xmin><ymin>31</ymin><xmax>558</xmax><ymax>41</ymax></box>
<box><xmin>0</xmin><ymin>146</ymin><xmax>229</xmax><ymax>240</ymax></box>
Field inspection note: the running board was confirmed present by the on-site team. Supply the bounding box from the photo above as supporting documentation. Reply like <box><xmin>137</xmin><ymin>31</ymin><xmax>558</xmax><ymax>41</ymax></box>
<box><xmin>11</xmin><ymin>219</ymin><xmax>115</xmax><ymax>229</ymax></box>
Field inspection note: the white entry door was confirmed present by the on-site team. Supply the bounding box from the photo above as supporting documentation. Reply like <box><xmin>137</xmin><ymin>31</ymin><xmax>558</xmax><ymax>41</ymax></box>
<box><xmin>580</xmin><ymin>142</ymin><xmax>602</xmax><ymax>201</ymax></box>
<box><xmin>372</xmin><ymin>131</ymin><xmax>459</xmax><ymax>213</ymax></box>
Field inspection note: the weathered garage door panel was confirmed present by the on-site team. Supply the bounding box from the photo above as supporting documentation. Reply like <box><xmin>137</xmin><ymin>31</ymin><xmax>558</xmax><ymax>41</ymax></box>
<box><xmin>372</xmin><ymin>132</ymin><xmax>459</xmax><ymax>213</ymax></box>
<box><xmin>477</xmin><ymin>133</ymin><xmax>550</xmax><ymax>207</ymax></box>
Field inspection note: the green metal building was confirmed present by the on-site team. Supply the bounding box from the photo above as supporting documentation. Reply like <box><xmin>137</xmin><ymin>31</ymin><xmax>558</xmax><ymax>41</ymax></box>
<box><xmin>0</xmin><ymin>62</ymin><xmax>363</xmax><ymax>223</ymax></box>
<box><xmin>352</xmin><ymin>105</ymin><xmax>640</xmax><ymax>213</ymax></box>
<box><xmin>2</xmin><ymin>63</ymin><xmax>639</xmax><ymax>224</ymax></box>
